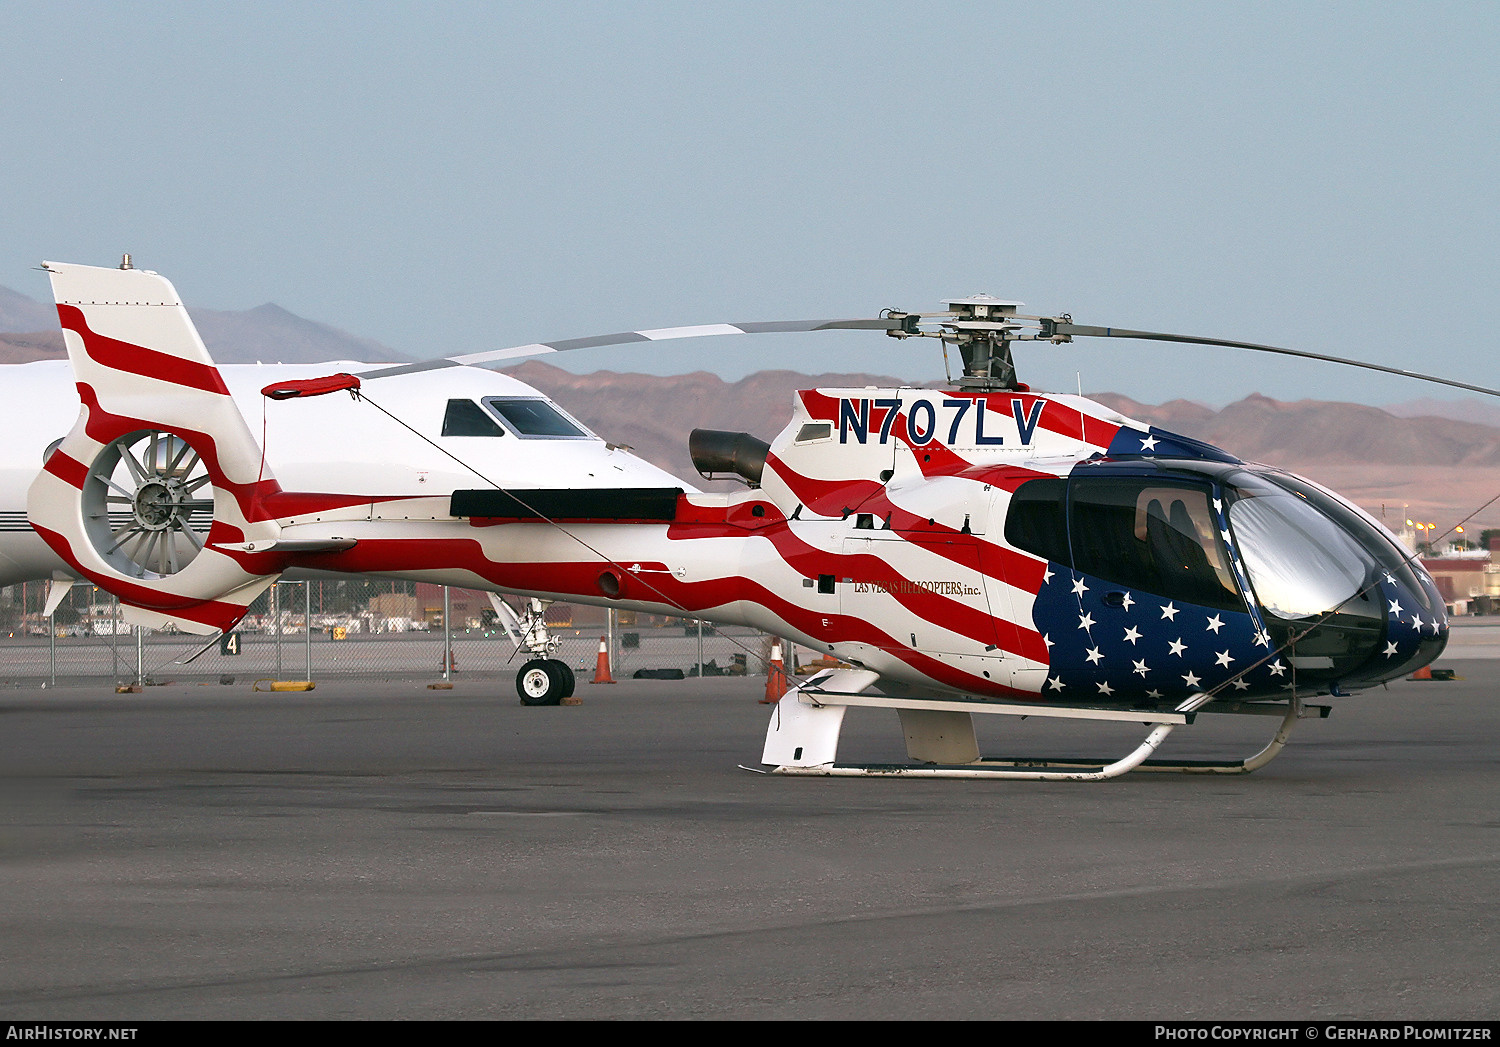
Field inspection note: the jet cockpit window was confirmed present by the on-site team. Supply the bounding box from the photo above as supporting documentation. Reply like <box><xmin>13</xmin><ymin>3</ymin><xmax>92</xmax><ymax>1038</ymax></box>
<box><xmin>482</xmin><ymin>397</ymin><xmax>589</xmax><ymax>439</ymax></box>
<box><xmin>442</xmin><ymin>399</ymin><xmax>506</xmax><ymax>437</ymax></box>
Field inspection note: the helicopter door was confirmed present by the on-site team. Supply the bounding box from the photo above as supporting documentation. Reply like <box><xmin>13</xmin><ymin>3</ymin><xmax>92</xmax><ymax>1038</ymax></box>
<box><xmin>1060</xmin><ymin>475</ymin><xmax>1251</xmax><ymax>693</ymax></box>
<box><xmin>977</xmin><ymin>483</ymin><xmax>1051</xmax><ymax>695</ymax></box>
<box><xmin>839</xmin><ymin>502</ymin><xmax>1005</xmax><ymax>677</ymax></box>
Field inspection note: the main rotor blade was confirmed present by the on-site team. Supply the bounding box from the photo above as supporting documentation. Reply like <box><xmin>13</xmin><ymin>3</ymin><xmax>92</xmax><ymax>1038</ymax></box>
<box><xmin>1053</xmin><ymin>324</ymin><xmax>1500</xmax><ymax>399</ymax></box>
<box><xmin>358</xmin><ymin>317</ymin><xmax>902</xmax><ymax>381</ymax></box>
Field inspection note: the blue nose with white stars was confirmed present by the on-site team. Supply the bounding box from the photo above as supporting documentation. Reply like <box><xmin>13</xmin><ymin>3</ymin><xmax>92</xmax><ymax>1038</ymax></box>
<box><xmin>1034</xmin><ymin>571</ymin><xmax>1290</xmax><ymax>702</ymax></box>
<box><xmin>1372</xmin><ymin>575</ymin><xmax>1449</xmax><ymax>684</ymax></box>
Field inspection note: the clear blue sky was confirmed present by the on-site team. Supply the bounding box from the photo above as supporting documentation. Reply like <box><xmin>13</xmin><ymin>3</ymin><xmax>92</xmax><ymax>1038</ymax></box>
<box><xmin>3</xmin><ymin>1</ymin><xmax>1496</xmax><ymax>406</ymax></box>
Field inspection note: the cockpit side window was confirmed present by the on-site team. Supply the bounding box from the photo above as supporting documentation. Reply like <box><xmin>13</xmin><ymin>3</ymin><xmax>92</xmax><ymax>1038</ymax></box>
<box><xmin>442</xmin><ymin>399</ymin><xmax>506</xmax><ymax>437</ymax></box>
<box><xmin>1005</xmin><ymin>477</ymin><xmax>1069</xmax><ymax>565</ymax></box>
<box><xmin>482</xmin><ymin>397</ymin><xmax>589</xmax><ymax>439</ymax></box>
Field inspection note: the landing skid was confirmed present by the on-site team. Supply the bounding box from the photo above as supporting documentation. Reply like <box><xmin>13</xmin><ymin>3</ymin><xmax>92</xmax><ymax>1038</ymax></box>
<box><xmin>761</xmin><ymin>669</ymin><xmax>1326</xmax><ymax>781</ymax></box>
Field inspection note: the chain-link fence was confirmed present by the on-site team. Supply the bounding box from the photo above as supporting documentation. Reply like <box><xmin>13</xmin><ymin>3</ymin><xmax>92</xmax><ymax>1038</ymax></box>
<box><xmin>0</xmin><ymin>581</ymin><xmax>813</xmax><ymax>688</ymax></box>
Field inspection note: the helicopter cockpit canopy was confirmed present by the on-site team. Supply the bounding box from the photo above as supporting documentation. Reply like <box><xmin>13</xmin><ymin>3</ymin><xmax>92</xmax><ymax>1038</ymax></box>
<box><xmin>1005</xmin><ymin>459</ymin><xmax>1445</xmax><ymax>689</ymax></box>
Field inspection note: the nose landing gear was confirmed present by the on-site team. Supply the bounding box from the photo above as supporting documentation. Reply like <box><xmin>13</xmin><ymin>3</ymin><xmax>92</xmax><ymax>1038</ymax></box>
<box><xmin>516</xmin><ymin>658</ymin><xmax>576</xmax><ymax>706</ymax></box>
<box><xmin>490</xmin><ymin>594</ymin><xmax>578</xmax><ymax>705</ymax></box>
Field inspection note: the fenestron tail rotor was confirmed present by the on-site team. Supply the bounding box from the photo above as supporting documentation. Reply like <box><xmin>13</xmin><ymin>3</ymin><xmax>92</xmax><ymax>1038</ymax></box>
<box><xmin>84</xmin><ymin>430</ymin><xmax>213</xmax><ymax>579</ymax></box>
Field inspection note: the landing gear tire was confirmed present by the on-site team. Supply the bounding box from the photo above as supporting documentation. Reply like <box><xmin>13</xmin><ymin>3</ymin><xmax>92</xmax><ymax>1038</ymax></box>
<box><xmin>517</xmin><ymin>658</ymin><xmax>576</xmax><ymax>705</ymax></box>
<box><xmin>517</xmin><ymin>659</ymin><xmax>565</xmax><ymax>706</ymax></box>
<box><xmin>550</xmin><ymin>660</ymin><xmax>576</xmax><ymax>698</ymax></box>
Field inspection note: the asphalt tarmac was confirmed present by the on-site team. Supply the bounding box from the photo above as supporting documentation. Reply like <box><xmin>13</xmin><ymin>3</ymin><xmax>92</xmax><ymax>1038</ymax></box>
<box><xmin>1</xmin><ymin>663</ymin><xmax>1497</xmax><ymax>1020</ymax></box>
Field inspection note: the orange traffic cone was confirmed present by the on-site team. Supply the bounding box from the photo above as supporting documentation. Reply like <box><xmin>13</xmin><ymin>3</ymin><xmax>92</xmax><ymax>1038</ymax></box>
<box><xmin>592</xmin><ymin>636</ymin><xmax>615</xmax><ymax>684</ymax></box>
<box><xmin>1408</xmin><ymin>664</ymin><xmax>1433</xmax><ymax>681</ymax></box>
<box><xmin>761</xmin><ymin>642</ymin><xmax>788</xmax><ymax>703</ymax></box>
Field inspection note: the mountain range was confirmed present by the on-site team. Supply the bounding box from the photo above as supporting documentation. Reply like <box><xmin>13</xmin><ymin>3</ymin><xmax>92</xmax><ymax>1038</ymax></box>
<box><xmin>3</xmin><ymin>283</ymin><xmax>1496</xmax><ymax>533</ymax></box>
<box><xmin>0</xmin><ymin>283</ymin><xmax>407</xmax><ymax>365</ymax></box>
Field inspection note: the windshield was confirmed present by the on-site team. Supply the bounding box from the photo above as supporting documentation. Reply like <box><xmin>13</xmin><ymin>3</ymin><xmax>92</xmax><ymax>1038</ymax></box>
<box><xmin>1265</xmin><ymin>471</ymin><xmax>1433</xmax><ymax>611</ymax></box>
<box><xmin>1226</xmin><ymin>469</ymin><xmax>1430</xmax><ymax>619</ymax></box>
<box><xmin>1227</xmin><ymin>488</ymin><xmax>1371</xmax><ymax>619</ymax></box>
<box><xmin>483</xmin><ymin>397</ymin><xmax>589</xmax><ymax>439</ymax></box>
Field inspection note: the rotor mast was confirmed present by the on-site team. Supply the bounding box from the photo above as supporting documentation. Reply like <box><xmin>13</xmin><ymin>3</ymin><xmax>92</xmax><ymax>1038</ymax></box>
<box><xmin>885</xmin><ymin>293</ymin><xmax>1038</xmax><ymax>391</ymax></box>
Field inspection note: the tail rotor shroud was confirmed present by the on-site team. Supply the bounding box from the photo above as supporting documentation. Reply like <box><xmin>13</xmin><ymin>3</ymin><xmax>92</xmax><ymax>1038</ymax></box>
<box><xmin>83</xmin><ymin>430</ymin><xmax>212</xmax><ymax>579</ymax></box>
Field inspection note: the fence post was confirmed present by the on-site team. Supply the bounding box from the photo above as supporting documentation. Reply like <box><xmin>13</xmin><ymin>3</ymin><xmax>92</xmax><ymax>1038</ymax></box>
<box><xmin>48</xmin><ymin>609</ymin><xmax>56</xmax><ymax>688</ymax></box>
<box><xmin>696</xmin><ymin>616</ymin><xmax>703</xmax><ymax>677</ymax></box>
<box><xmin>273</xmin><ymin>582</ymin><xmax>283</xmax><ymax>680</ymax></box>
<box><xmin>442</xmin><ymin>586</ymin><xmax>452</xmax><ymax>682</ymax></box>
<box><xmin>109</xmin><ymin>594</ymin><xmax>119</xmax><ymax>678</ymax></box>
<box><xmin>135</xmin><ymin>625</ymin><xmax>143</xmax><ymax>688</ymax></box>
<box><xmin>304</xmin><ymin>580</ymin><xmax>312</xmax><ymax>682</ymax></box>
<box><xmin>607</xmin><ymin>607</ymin><xmax>616</xmax><ymax>675</ymax></box>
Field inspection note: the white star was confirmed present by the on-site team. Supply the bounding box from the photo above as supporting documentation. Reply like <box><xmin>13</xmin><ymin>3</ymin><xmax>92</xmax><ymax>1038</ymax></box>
<box><xmin>1231</xmin><ymin>677</ymin><xmax>1250</xmax><ymax>691</ymax></box>
<box><xmin>1212</xmin><ymin>497</ymin><xmax>1223</xmax><ymax>511</ymax></box>
<box><xmin>1220</xmin><ymin>528</ymin><xmax>1232</xmax><ymax>543</ymax></box>
<box><xmin>1160</xmin><ymin>602</ymin><xmax>1179</xmax><ymax>621</ymax></box>
<box><xmin>1123</xmin><ymin>626</ymin><xmax>1142</xmax><ymax>644</ymax></box>
<box><xmin>1133</xmin><ymin>658</ymin><xmax>1150</xmax><ymax>676</ymax></box>
<box><xmin>1146</xmin><ymin>689</ymin><xmax>1163</xmax><ymax>699</ymax></box>
<box><xmin>1205</xmin><ymin>614</ymin><xmax>1225</xmax><ymax>634</ymax></box>
<box><xmin>1042</xmin><ymin>566</ymin><xmax>1054</xmax><ymax>584</ymax></box>
<box><xmin>1071</xmin><ymin>577</ymin><xmax>1089</xmax><ymax>596</ymax></box>
<box><xmin>1047</xmin><ymin>675</ymin><xmax>1066</xmax><ymax>691</ymax></box>
<box><xmin>1383</xmin><ymin>642</ymin><xmax>1399</xmax><ymax>657</ymax></box>
<box><xmin>1267</xmin><ymin>659</ymin><xmax>1286</xmax><ymax>677</ymax></box>
<box><xmin>1139</xmin><ymin>434</ymin><xmax>1159</xmax><ymax>451</ymax></box>
<box><xmin>1253</xmin><ymin>629</ymin><xmax>1270</xmax><ymax>647</ymax></box>
<box><xmin>1168</xmin><ymin>638</ymin><xmax>1187</xmax><ymax>657</ymax></box>
<box><xmin>1182</xmin><ymin>670</ymin><xmax>1201</xmax><ymax>688</ymax></box>
<box><xmin>1097</xmin><ymin>681</ymin><xmax>1115</xmax><ymax>696</ymax></box>
<box><xmin>1085</xmin><ymin>646</ymin><xmax>1104</xmax><ymax>665</ymax></box>
<box><xmin>1043</xmin><ymin>632</ymin><xmax>1054</xmax><ymax>649</ymax></box>
<box><xmin>1120</xmin><ymin>591</ymin><xmax>1135</xmax><ymax>611</ymax></box>
<box><xmin>1388</xmin><ymin>599</ymin><xmax>1403</xmax><ymax>617</ymax></box>
<box><xmin>1383</xmin><ymin>571</ymin><xmax>1396</xmax><ymax>585</ymax></box>
<box><xmin>1215</xmin><ymin>649</ymin><xmax>1234</xmax><ymax>667</ymax></box>
<box><xmin>1078</xmin><ymin>612</ymin><xmax>1095</xmax><ymax>631</ymax></box>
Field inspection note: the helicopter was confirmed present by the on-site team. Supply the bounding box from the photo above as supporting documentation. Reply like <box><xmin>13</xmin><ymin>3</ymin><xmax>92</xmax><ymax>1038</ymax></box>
<box><xmin>21</xmin><ymin>259</ymin><xmax>1470</xmax><ymax>780</ymax></box>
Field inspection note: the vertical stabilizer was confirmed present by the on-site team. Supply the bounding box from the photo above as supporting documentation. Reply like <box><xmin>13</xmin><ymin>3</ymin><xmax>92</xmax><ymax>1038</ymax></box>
<box><xmin>27</xmin><ymin>261</ymin><xmax>283</xmax><ymax>634</ymax></box>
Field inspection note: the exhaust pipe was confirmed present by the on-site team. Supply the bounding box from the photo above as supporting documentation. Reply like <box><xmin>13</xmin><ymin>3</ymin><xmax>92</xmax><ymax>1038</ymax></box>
<box><xmin>689</xmin><ymin>429</ymin><xmax>770</xmax><ymax>485</ymax></box>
